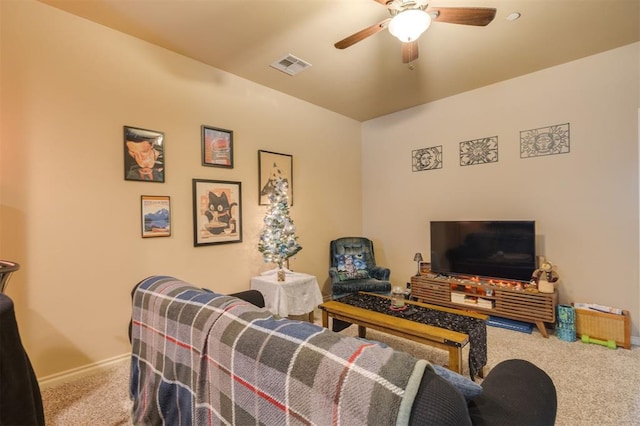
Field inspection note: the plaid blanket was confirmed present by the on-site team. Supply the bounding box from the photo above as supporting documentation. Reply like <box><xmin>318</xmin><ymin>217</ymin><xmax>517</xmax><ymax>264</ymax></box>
<box><xmin>130</xmin><ymin>276</ymin><xmax>428</xmax><ymax>425</ymax></box>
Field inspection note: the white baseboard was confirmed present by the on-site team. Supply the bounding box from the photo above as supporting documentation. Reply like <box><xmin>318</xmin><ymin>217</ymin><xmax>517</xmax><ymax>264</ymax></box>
<box><xmin>35</xmin><ymin>332</ymin><xmax>639</xmax><ymax>390</ymax></box>
<box><xmin>38</xmin><ymin>352</ymin><xmax>130</xmax><ymax>390</ymax></box>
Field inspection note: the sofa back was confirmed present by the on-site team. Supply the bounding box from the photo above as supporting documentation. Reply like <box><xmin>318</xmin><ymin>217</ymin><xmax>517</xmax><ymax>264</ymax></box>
<box><xmin>130</xmin><ymin>276</ymin><xmax>428</xmax><ymax>425</ymax></box>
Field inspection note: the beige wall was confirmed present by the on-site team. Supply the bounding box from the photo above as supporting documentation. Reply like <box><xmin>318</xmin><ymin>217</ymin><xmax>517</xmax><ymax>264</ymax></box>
<box><xmin>2</xmin><ymin>1</ymin><xmax>639</xmax><ymax>380</ymax></box>
<box><xmin>1</xmin><ymin>0</ymin><xmax>363</xmax><ymax>377</ymax></box>
<box><xmin>362</xmin><ymin>43</ymin><xmax>640</xmax><ymax>337</ymax></box>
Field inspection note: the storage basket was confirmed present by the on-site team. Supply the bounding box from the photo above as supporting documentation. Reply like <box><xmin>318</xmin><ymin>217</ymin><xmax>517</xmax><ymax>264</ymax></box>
<box><xmin>572</xmin><ymin>305</ymin><xmax>631</xmax><ymax>349</ymax></box>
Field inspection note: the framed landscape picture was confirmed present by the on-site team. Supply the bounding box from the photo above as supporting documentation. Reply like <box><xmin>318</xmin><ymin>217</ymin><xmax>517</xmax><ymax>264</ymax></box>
<box><xmin>192</xmin><ymin>179</ymin><xmax>242</xmax><ymax>246</ymax></box>
<box><xmin>201</xmin><ymin>125</ymin><xmax>233</xmax><ymax>168</ymax></box>
<box><xmin>141</xmin><ymin>195</ymin><xmax>171</xmax><ymax>238</ymax></box>
<box><xmin>258</xmin><ymin>150</ymin><xmax>293</xmax><ymax>206</ymax></box>
<box><xmin>124</xmin><ymin>126</ymin><xmax>165</xmax><ymax>182</ymax></box>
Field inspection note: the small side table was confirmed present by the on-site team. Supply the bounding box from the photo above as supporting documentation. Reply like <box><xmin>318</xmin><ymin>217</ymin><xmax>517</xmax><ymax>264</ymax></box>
<box><xmin>250</xmin><ymin>271</ymin><xmax>323</xmax><ymax>322</ymax></box>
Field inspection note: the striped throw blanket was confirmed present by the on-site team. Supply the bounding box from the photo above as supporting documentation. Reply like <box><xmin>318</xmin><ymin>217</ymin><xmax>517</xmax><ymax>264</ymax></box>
<box><xmin>130</xmin><ymin>276</ymin><xmax>428</xmax><ymax>425</ymax></box>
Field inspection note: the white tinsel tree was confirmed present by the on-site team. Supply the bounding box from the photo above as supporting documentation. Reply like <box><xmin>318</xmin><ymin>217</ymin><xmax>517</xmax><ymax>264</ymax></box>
<box><xmin>258</xmin><ymin>177</ymin><xmax>302</xmax><ymax>270</ymax></box>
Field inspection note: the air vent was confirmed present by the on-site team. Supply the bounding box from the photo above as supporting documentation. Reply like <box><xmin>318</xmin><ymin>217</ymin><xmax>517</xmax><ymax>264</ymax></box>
<box><xmin>270</xmin><ymin>54</ymin><xmax>312</xmax><ymax>76</ymax></box>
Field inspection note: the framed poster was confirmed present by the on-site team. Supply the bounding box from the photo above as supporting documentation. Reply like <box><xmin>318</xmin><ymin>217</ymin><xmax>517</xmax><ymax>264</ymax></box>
<box><xmin>124</xmin><ymin>126</ymin><xmax>165</xmax><ymax>182</ymax></box>
<box><xmin>202</xmin><ymin>125</ymin><xmax>233</xmax><ymax>168</ymax></box>
<box><xmin>192</xmin><ymin>179</ymin><xmax>242</xmax><ymax>246</ymax></box>
<box><xmin>419</xmin><ymin>262</ymin><xmax>432</xmax><ymax>275</ymax></box>
<box><xmin>258</xmin><ymin>150</ymin><xmax>293</xmax><ymax>206</ymax></box>
<box><xmin>141</xmin><ymin>195</ymin><xmax>171</xmax><ymax>238</ymax></box>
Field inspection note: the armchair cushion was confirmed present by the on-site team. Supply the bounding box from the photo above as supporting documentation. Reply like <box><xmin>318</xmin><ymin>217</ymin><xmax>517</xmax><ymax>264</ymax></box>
<box><xmin>334</xmin><ymin>253</ymin><xmax>370</xmax><ymax>281</ymax></box>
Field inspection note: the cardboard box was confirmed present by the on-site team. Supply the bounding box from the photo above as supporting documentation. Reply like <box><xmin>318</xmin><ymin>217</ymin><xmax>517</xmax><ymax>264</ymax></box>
<box><xmin>573</xmin><ymin>305</ymin><xmax>631</xmax><ymax>349</ymax></box>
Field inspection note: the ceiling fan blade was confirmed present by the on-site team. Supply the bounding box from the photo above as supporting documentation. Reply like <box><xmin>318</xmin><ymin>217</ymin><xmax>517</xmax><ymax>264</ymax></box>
<box><xmin>427</xmin><ymin>7</ymin><xmax>497</xmax><ymax>26</ymax></box>
<box><xmin>371</xmin><ymin>0</ymin><xmax>391</xmax><ymax>6</ymax></box>
<box><xmin>334</xmin><ymin>18</ymin><xmax>391</xmax><ymax>49</ymax></box>
<box><xmin>402</xmin><ymin>41</ymin><xmax>419</xmax><ymax>63</ymax></box>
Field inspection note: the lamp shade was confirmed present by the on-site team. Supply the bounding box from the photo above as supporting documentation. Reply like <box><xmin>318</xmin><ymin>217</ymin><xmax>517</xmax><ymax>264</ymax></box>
<box><xmin>388</xmin><ymin>9</ymin><xmax>432</xmax><ymax>42</ymax></box>
<box><xmin>413</xmin><ymin>252</ymin><xmax>423</xmax><ymax>262</ymax></box>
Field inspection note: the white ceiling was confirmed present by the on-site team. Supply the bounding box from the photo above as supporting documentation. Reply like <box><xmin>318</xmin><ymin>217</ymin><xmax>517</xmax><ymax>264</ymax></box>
<box><xmin>39</xmin><ymin>0</ymin><xmax>639</xmax><ymax>122</ymax></box>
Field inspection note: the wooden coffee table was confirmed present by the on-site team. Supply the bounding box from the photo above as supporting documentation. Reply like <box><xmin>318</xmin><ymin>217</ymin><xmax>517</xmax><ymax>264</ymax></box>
<box><xmin>319</xmin><ymin>293</ymin><xmax>488</xmax><ymax>376</ymax></box>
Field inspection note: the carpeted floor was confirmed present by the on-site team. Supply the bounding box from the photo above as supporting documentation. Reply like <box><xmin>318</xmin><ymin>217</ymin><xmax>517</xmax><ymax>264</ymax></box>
<box><xmin>41</xmin><ymin>313</ymin><xmax>640</xmax><ymax>425</ymax></box>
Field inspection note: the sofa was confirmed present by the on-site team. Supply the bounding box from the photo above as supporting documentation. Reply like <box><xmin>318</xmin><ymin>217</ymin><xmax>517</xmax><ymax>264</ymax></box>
<box><xmin>129</xmin><ymin>276</ymin><xmax>557</xmax><ymax>425</ymax></box>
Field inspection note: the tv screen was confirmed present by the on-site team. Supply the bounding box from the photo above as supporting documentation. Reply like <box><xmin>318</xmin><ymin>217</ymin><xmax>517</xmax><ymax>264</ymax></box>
<box><xmin>430</xmin><ymin>221</ymin><xmax>536</xmax><ymax>282</ymax></box>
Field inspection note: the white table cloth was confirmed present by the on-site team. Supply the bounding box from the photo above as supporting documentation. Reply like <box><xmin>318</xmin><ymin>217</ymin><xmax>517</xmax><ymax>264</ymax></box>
<box><xmin>250</xmin><ymin>271</ymin><xmax>323</xmax><ymax>318</ymax></box>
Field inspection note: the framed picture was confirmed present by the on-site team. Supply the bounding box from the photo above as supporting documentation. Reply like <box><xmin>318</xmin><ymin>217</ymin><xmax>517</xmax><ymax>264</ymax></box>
<box><xmin>419</xmin><ymin>262</ymin><xmax>432</xmax><ymax>275</ymax></box>
<box><xmin>202</xmin><ymin>125</ymin><xmax>233</xmax><ymax>168</ymax></box>
<box><xmin>124</xmin><ymin>126</ymin><xmax>165</xmax><ymax>182</ymax></box>
<box><xmin>192</xmin><ymin>179</ymin><xmax>242</xmax><ymax>246</ymax></box>
<box><xmin>141</xmin><ymin>195</ymin><xmax>171</xmax><ymax>238</ymax></box>
<box><xmin>258</xmin><ymin>150</ymin><xmax>293</xmax><ymax>206</ymax></box>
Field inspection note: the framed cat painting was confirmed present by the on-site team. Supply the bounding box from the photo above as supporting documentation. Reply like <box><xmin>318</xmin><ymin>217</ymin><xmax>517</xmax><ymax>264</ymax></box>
<box><xmin>192</xmin><ymin>179</ymin><xmax>242</xmax><ymax>246</ymax></box>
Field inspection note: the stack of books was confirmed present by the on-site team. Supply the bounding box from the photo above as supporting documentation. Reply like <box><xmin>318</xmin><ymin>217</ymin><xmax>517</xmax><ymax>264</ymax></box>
<box><xmin>477</xmin><ymin>298</ymin><xmax>494</xmax><ymax>309</ymax></box>
<box><xmin>451</xmin><ymin>293</ymin><xmax>483</xmax><ymax>305</ymax></box>
<box><xmin>451</xmin><ymin>293</ymin><xmax>468</xmax><ymax>304</ymax></box>
<box><xmin>451</xmin><ymin>293</ymin><xmax>494</xmax><ymax>309</ymax></box>
<box><xmin>574</xmin><ymin>302</ymin><xmax>623</xmax><ymax>315</ymax></box>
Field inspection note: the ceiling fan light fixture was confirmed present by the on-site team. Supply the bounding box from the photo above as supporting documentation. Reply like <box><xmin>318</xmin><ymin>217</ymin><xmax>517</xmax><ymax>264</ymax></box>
<box><xmin>506</xmin><ymin>12</ymin><xmax>521</xmax><ymax>22</ymax></box>
<box><xmin>388</xmin><ymin>9</ymin><xmax>431</xmax><ymax>42</ymax></box>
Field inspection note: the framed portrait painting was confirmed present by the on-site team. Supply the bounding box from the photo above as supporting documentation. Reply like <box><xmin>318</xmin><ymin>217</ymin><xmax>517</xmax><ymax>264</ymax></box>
<box><xmin>258</xmin><ymin>150</ymin><xmax>293</xmax><ymax>206</ymax></box>
<box><xmin>141</xmin><ymin>195</ymin><xmax>171</xmax><ymax>238</ymax></box>
<box><xmin>202</xmin><ymin>125</ymin><xmax>233</xmax><ymax>168</ymax></box>
<box><xmin>124</xmin><ymin>126</ymin><xmax>165</xmax><ymax>182</ymax></box>
<box><xmin>192</xmin><ymin>179</ymin><xmax>242</xmax><ymax>246</ymax></box>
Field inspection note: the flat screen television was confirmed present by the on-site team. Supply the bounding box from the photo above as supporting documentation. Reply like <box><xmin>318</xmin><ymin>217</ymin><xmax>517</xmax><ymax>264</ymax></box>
<box><xmin>430</xmin><ymin>221</ymin><xmax>536</xmax><ymax>282</ymax></box>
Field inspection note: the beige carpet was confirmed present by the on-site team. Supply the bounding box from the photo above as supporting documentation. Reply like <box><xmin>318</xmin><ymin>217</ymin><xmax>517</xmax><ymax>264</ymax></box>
<box><xmin>41</xmin><ymin>317</ymin><xmax>640</xmax><ymax>425</ymax></box>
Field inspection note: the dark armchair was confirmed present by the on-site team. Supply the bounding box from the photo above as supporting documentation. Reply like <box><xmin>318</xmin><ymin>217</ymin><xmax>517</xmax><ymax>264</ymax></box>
<box><xmin>329</xmin><ymin>237</ymin><xmax>392</xmax><ymax>300</ymax></box>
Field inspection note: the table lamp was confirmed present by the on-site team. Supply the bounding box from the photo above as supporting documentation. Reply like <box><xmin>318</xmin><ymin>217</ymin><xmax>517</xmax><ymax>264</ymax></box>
<box><xmin>413</xmin><ymin>252</ymin><xmax>423</xmax><ymax>276</ymax></box>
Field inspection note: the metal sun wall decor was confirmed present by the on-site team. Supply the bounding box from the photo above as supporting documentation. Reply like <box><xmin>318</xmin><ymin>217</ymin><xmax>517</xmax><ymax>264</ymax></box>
<box><xmin>459</xmin><ymin>136</ymin><xmax>498</xmax><ymax>166</ymax></box>
<box><xmin>412</xmin><ymin>146</ymin><xmax>443</xmax><ymax>172</ymax></box>
<box><xmin>520</xmin><ymin>123</ymin><xmax>570</xmax><ymax>158</ymax></box>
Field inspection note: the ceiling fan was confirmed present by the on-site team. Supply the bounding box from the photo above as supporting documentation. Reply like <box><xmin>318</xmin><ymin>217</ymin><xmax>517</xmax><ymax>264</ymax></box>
<box><xmin>334</xmin><ymin>0</ymin><xmax>497</xmax><ymax>63</ymax></box>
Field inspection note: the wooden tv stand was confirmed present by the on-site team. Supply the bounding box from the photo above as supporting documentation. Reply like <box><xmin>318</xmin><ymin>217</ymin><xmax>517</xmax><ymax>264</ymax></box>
<box><xmin>410</xmin><ymin>275</ymin><xmax>557</xmax><ymax>337</ymax></box>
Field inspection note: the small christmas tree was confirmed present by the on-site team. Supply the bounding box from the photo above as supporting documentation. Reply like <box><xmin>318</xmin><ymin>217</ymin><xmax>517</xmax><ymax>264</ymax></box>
<box><xmin>258</xmin><ymin>177</ymin><xmax>302</xmax><ymax>279</ymax></box>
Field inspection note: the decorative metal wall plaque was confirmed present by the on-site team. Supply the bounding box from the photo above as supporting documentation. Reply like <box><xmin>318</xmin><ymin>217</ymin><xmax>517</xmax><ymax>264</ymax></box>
<box><xmin>412</xmin><ymin>146</ymin><xmax>443</xmax><ymax>172</ymax></box>
<box><xmin>459</xmin><ymin>136</ymin><xmax>498</xmax><ymax>166</ymax></box>
<box><xmin>520</xmin><ymin>123</ymin><xmax>570</xmax><ymax>158</ymax></box>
